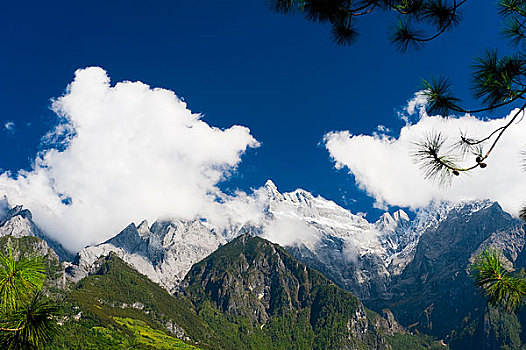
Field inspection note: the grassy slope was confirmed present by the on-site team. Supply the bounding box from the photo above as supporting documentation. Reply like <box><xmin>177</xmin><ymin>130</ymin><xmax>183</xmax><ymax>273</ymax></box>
<box><xmin>45</xmin><ymin>254</ymin><xmax>220</xmax><ymax>349</ymax></box>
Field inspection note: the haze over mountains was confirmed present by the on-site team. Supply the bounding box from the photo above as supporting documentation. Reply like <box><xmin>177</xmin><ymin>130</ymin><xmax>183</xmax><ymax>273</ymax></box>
<box><xmin>1</xmin><ymin>180</ymin><xmax>525</xmax><ymax>349</ymax></box>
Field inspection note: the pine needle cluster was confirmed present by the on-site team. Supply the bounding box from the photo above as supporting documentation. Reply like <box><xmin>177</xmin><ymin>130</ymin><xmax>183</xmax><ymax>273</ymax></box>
<box><xmin>471</xmin><ymin>248</ymin><xmax>526</xmax><ymax>313</ymax></box>
<box><xmin>268</xmin><ymin>0</ymin><xmax>466</xmax><ymax>48</ymax></box>
<box><xmin>269</xmin><ymin>1</ymin><xmax>526</xmax><ymax>192</ymax></box>
<box><xmin>0</xmin><ymin>245</ymin><xmax>59</xmax><ymax>349</ymax></box>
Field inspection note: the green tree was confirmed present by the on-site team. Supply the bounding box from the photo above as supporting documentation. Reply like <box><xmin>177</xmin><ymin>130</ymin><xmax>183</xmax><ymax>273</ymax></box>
<box><xmin>0</xmin><ymin>245</ymin><xmax>59</xmax><ymax>349</ymax></box>
<box><xmin>413</xmin><ymin>0</ymin><xmax>526</xmax><ymax>237</ymax></box>
<box><xmin>431</xmin><ymin>0</ymin><xmax>526</xmax><ymax>312</ymax></box>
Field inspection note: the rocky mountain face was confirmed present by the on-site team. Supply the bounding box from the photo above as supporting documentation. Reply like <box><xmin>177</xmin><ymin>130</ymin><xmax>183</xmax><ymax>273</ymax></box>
<box><xmin>0</xmin><ymin>207</ymin><xmax>68</xmax><ymax>291</ymax></box>
<box><xmin>376</xmin><ymin>201</ymin><xmax>526</xmax><ymax>348</ymax></box>
<box><xmin>54</xmin><ymin>182</ymin><xmax>526</xmax><ymax>337</ymax></box>
<box><xmin>0</xmin><ymin>205</ymin><xmax>73</xmax><ymax>261</ymax></box>
<box><xmin>181</xmin><ymin>234</ymin><xmax>436</xmax><ymax>350</ymax></box>
<box><xmin>68</xmin><ymin>219</ymin><xmax>256</xmax><ymax>292</ymax></box>
<box><xmin>68</xmin><ymin>180</ymin><xmax>419</xmax><ymax>298</ymax></box>
<box><xmin>260</xmin><ymin>188</ymin><xmax>526</xmax><ymax>349</ymax></box>
<box><xmin>43</xmin><ymin>234</ymin><xmax>441</xmax><ymax>350</ymax></box>
<box><xmin>263</xmin><ymin>180</ymin><xmax>400</xmax><ymax>300</ymax></box>
<box><xmin>51</xmin><ymin>252</ymin><xmax>217</xmax><ymax>349</ymax></box>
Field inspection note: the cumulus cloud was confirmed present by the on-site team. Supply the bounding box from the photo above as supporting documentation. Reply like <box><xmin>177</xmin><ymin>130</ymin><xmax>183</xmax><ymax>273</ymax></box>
<box><xmin>0</xmin><ymin>67</ymin><xmax>259</xmax><ymax>251</ymax></box>
<box><xmin>324</xmin><ymin>94</ymin><xmax>526</xmax><ymax>215</ymax></box>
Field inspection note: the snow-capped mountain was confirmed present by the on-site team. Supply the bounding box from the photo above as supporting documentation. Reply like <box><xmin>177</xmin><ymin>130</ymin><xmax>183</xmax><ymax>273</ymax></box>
<box><xmin>6</xmin><ymin>180</ymin><xmax>521</xmax><ymax>305</ymax></box>
<box><xmin>66</xmin><ymin>180</ymin><xmax>506</xmax><ymax>299</ymax></box>
<box><xmin>0</xmin><ymin>205</ymin><xmax>42</xmax><ymax>238</ymax></box>
<box><xmin>69</xmin><ymin>219</ymin><xmax>257</xmax><ymax>293</ymax></box>
<box><xmin>66</xmin><ymin>180</ymin><xmax>413</xmax><ymax>295</ymax></box>
<box><xmin>262</xmin><ymin>180</ymin><xmax>401</xmax><ymax>299</ymax></box>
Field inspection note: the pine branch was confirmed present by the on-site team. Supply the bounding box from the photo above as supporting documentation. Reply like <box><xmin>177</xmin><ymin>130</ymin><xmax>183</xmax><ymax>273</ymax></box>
<box><xmin>471</xmin><ymin>248</ymin><xmax>526</xmax><ymax>312</ymax></box>
<box><xmin>0</xmin><ymin>327</ymin><xmax>23</xmax><ymax>332</ymax></box>
<box><xmin>412</xmin><ymin>132</ymin><xmax>461</xmax><ymax>185</ymax></box>
<box><xmin>268</xmin><ymin>0</ymin><xmax>469</xmax><ymax>47</ymax></box>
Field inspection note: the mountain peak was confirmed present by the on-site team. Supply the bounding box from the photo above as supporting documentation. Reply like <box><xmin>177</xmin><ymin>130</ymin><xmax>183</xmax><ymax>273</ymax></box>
<box><xmin>0</xmin><ymin>211</ymin><xmax>36</xmax><ymax>238</ymax></box>
<box><xmin>411</xmin><ymin>199</ymin><xmax>499</xmax><ymax>233</ymax></box>
<box><xmin>0</xmin><ymin>205</ymin><xmax>73</xmax><ymax>261</ymax></box>
<box><xmin>0</xmin><ymin>205</ymin><xmax>41</xmax><ymax>240</ymax></box>
<box><xmin>264</xmin><ymin>179</ymin><xmax>277</xmax><ymax>189</ymax></box>
<box><xmin>4</xmin><ymin>205</ymin><xmax>32</xmax><ymax>222</ymax></box>
<box><xmin>263</xmin><ymin>179</ymin><xmax>282</xmax><ymax>199</ymax></box>
<box><xmin>182</xmin><ymin>233</ymin><xmax>410</xmax><ymax>349</ymax></box>
<box><xmin>420</xmin><ymin>199</ymin><xmax>494</xmax><ymax>215</ymax></box>
<box><xmin>393</xmin><ymin>209</ymin><xmax>409</xmax><ymax>222</ymax></box>
<box><xmin>105</xmin><ymin>222</ymin><xmax>143</xmax><ymax>251</ymax></box>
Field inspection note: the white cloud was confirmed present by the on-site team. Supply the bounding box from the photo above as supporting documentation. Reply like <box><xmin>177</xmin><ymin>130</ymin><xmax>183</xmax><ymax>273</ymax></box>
<box><xmin>0</xmin><ymin>67</ymin><xmax>259</xmax><ymax>251</ymax></box>
<box><xmin>324</xmin><ymin>95</ymin><xmax>526</xmax><ymax>215</ymax></box>
<box><xmin>261</xmin><ymin>214</ymin><xmax>319</xmax><ymax>247</ymax></box>
<box><xmin>4</xmin><ymin>121</ymin><xmax>14</xmax><ymax>133</ymax></box>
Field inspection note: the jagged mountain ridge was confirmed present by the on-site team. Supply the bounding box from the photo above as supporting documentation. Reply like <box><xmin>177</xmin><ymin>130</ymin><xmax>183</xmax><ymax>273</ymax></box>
<box><xmin>67</xmin><ymin>180</ymin><xmax>422</xmax><ymax>295</ymax></box>
<box><xmin>5</xmin><ymin>180</ymin><xmax>505</xmax><ymax>301</ymax></box>
<box><xmin>380</xmin><ymin>200</ymin><xmax>526</xmax><ymax>347</ymax></box>
<box><xmin>63</xmin><ymin>180</ymin><xmax>526</xmax><ymax>349</ymax></box>
<box><xmin>3</xmin><ymin>182</ymin><xmax>518</xmax><ymax>302</ymax></box>
<box><xmin>69</xmin><ymin>219</ymin><xmax>257</xmax><ymax>292</ymax></box>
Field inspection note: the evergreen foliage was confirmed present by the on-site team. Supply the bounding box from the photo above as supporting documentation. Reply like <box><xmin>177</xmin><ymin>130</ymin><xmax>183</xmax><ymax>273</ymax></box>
<box><xmin>268</xmin><ymin>0</ymin><xmax>466</xmax><ymax>49</ymax></box>
<box><xmin>271</xmin><ymin>1</ymin><xmax>526</xmax><ymax>222</ymax></box>
<box><xmin>0</xmin><ymin>241</ymin><xmax>59</xmax><ymax>349</ymax></box>
<box><xmin>2</xmin><ymin>293</ymin><xmax>60</xmax><ymax>350</ymax></box>
<box><xmin>412</xmin><ymin>1</ymin><xmax>526</xmax><ymax>186</ymax></box>
<box><xmin>0</xmin><ymin>246</ymin><xmax>45</xmax><ymax>313</ymax></box>
<box><xmin>471</xmin><ymin>248</ymin><xmax>526</xmax><ymax>312</ymax></box>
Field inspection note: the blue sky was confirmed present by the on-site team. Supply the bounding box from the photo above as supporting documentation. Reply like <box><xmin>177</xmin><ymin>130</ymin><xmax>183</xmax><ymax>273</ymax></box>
<box><xmin>0</xmin><ymin>0</ymin><xmax>513</xmax><ymax>226</ymax></box>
